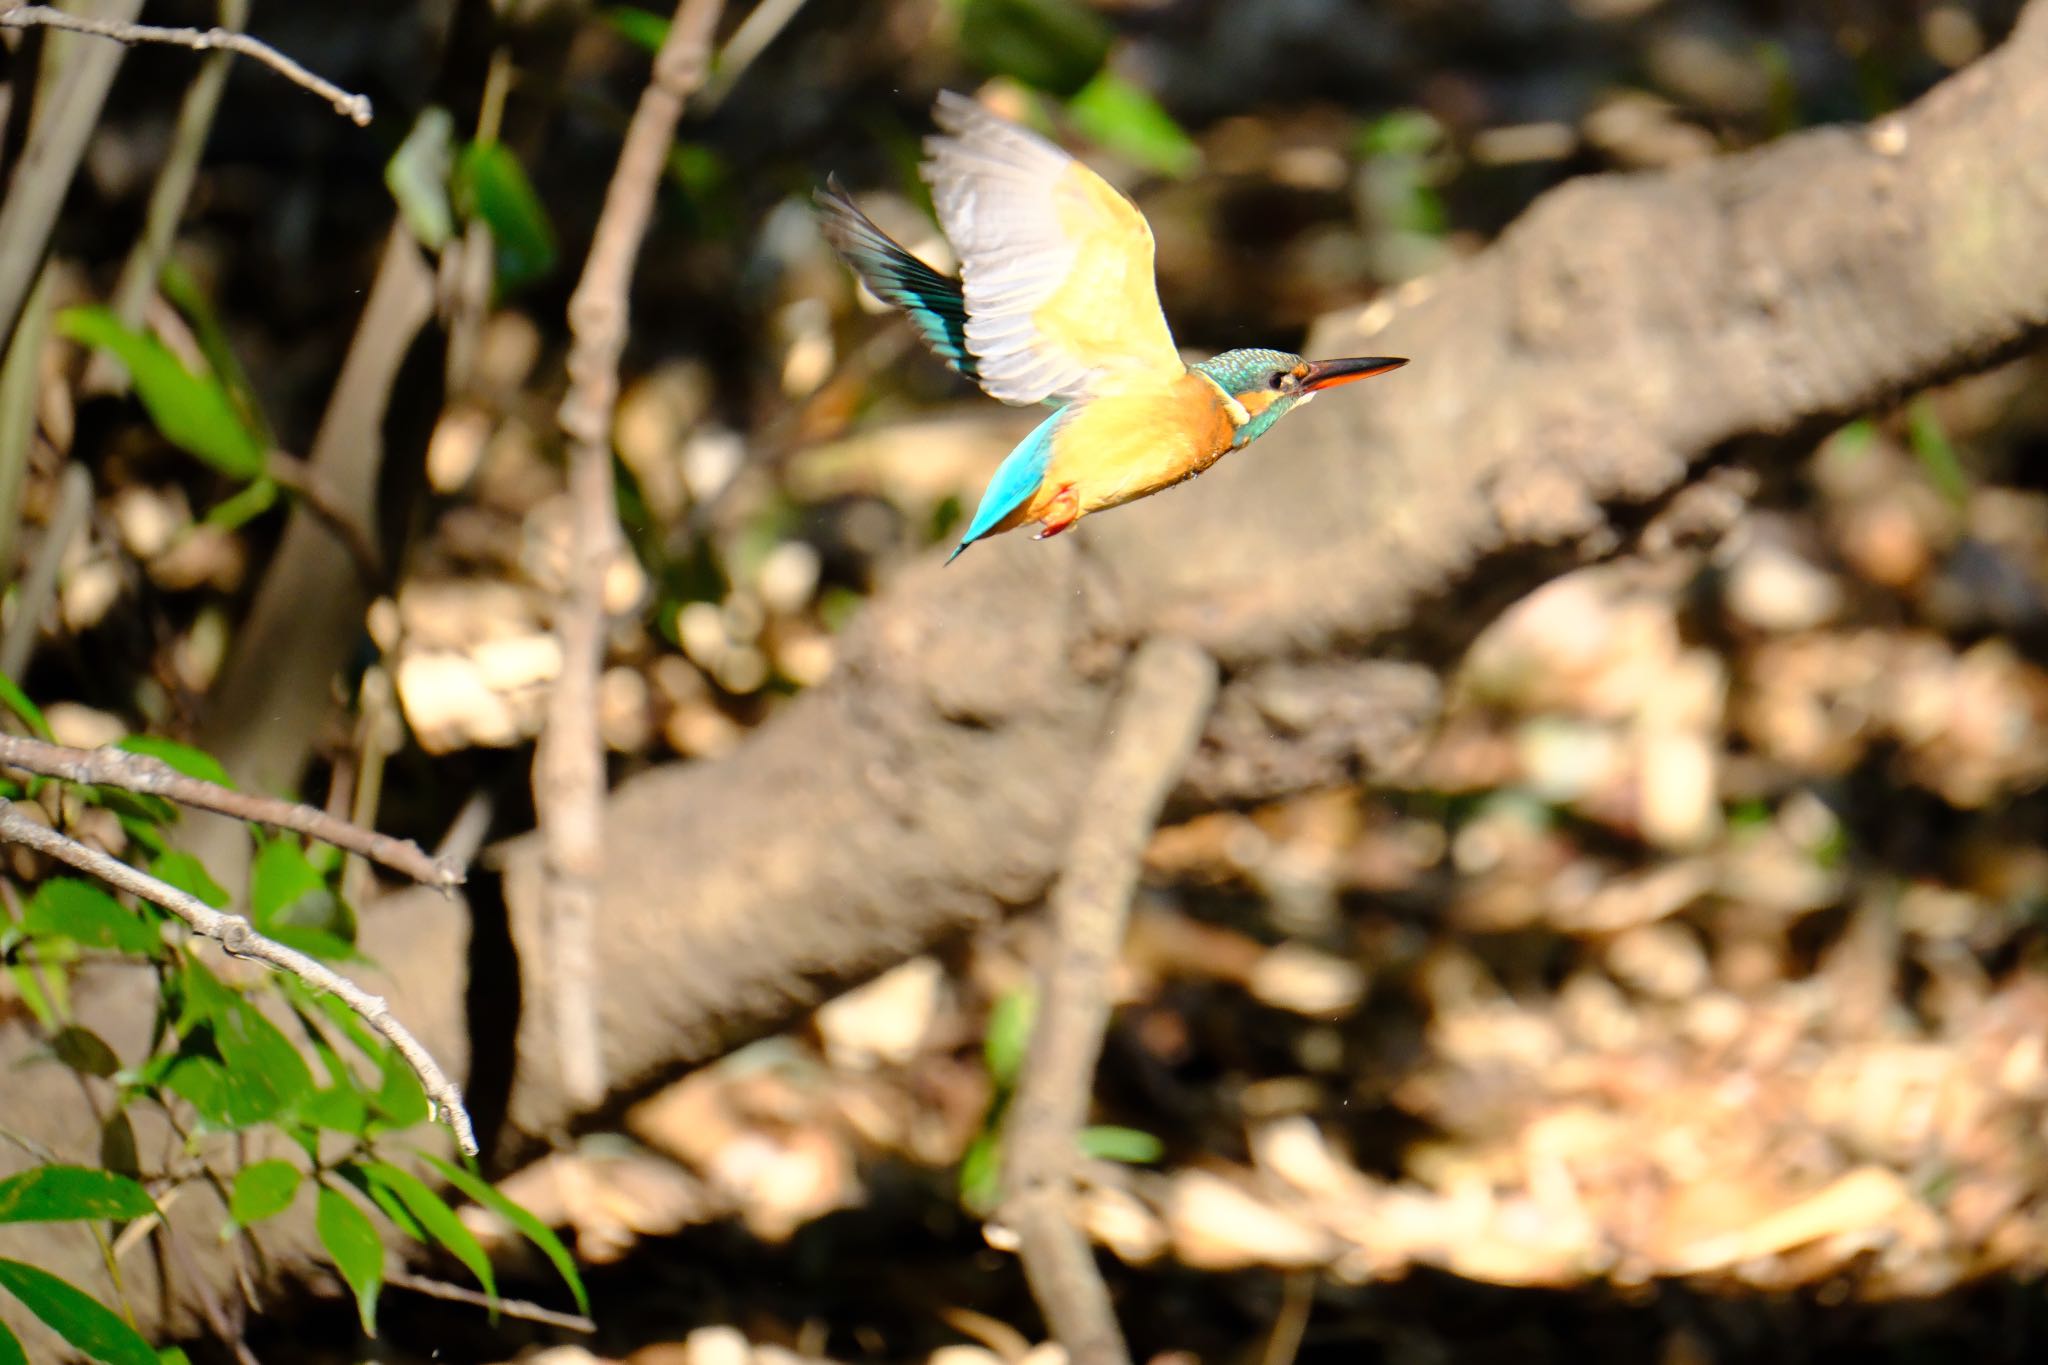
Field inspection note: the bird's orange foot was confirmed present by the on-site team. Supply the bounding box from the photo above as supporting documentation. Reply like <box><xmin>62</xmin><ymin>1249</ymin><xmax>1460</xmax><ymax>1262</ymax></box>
<box><xmin>1033</xmin><ymin>486</ymin><xmax>1080</xmax><ymax>540</ymax></box>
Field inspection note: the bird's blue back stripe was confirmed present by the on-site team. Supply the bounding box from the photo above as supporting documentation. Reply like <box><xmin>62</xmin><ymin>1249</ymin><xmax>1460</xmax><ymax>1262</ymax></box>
<box><xmin>815</xmin><ymin>186</ymin><xmax>977</xmax><ymax>379</ymax></box>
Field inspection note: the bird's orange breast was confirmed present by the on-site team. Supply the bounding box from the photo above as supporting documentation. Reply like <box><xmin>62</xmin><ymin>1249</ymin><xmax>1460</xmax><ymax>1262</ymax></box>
<box><xmin>1026</xmin><ymin>373</ymin><xmax>1239</xmax><ymax>523</ymax></box>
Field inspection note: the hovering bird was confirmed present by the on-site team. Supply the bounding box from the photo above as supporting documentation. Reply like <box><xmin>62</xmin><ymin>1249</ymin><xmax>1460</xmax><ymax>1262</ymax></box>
<box><xmin>817</xmin><ymin>92</ymin><xmax>1407</xmax><ymax>564</ymax></box>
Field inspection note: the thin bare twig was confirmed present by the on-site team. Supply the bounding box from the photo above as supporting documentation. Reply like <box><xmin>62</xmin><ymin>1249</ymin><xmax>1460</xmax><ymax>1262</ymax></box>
<box><xmin>999</xmin><ymin>637</ymin><xmax>1218</xmax><ymax>1365</ymax></box>
<box><xmin>0</xmin><ymin>797</ymin><xmax>478</xmax><ymax>1154</ymax></box>
<box><xmin>159</xmin><ymin>1218</ymin><xmax>264</xmax><ymax>1365</ymax></box>
<box><xmin>0</xmin><ymin>5</ymin><xmax>372</xmax><ymax>126</ymax></box>
<box><xmin>386</xmin><ymin>1268</ymin><xmax>596</xmax><ymax>1333</ymax></box>
<box><xmin>0</xmin><ymin>733</ymin><xmax>464</xmax><ymax>889</ymax></box>
<box><xmin>537</xmin><ymin>0</ymin><xmax>723</xmax><ymax>1108</ymax></box>
<box><xmin>699</xmin><ymin>0</ymin><xmax>809</xmax><ymax>111</ymax></box>
<box><xmin>264</xmin><ymin>448</ymin><xmax>383</xmax><ymax>584</ymax></box>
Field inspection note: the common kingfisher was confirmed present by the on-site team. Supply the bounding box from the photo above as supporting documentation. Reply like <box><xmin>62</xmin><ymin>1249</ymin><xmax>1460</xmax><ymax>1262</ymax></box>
<box><xmin>818</xmin><ymin>91</ymin><xmax>1408</xmax><ymax>564</ymax></box>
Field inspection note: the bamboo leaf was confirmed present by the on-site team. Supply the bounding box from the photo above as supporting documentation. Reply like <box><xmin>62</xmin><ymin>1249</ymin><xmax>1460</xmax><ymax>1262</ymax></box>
<box><xmin>453</xmin><ymin>143</ymin><xmax>557</xmax><ymax>290</ymax></box>
<box><xmin>315</xmin><ymin>1184</ymin><xmax>383</xmax><ymax>1336</ymax></box>
<box><xmin>54</xmin><ymin>307</ymin><xmax>265</xmax><ymax>480</ymax></box>
<box><xmin>0</xmin><ymin>1258</ymin><xmax>156</xmax><ymax>1365</ymax></box>
<box><xmin>415</xmin><ymin>1152</ymin><xmax>588</xmax><ymax>1314</ymax></box>
<box><xmin>363</xmin><ymin>1162</ymin><xmax>497</xmax><ymax>1304</ymax></box>
<box><xmin>0</xmin><ymin>675</ymin><xmax>50</xmax><ymax>739</ymax></box>
<box><xmin>0</xmin><ymin>1166</ymin><xmax>155</xmax><ymax>1224</ymax></box>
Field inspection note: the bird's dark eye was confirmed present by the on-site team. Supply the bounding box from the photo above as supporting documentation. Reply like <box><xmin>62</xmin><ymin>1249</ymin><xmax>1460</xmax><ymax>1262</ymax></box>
<box><xmin>1270</xmin><ymin>371</ymin><xmax>1294</xmax><ymax>392</ymax></box>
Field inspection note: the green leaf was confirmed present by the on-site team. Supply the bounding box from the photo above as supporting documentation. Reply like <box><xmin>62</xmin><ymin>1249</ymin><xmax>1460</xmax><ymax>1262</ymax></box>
<box><xmin>98</xmin><ymin>788</ymin><xmax>177</xmax><ymax>836</ymax></box>
<box><xmin>2</xmin><ymin>963</ymin><xmax>55</xmax><ymax>1031</ymax></box>
<box><xmin>202</xmin><ymin>474</ymin><xmax>279</xmax><ymax>532</ymax></box>
<box><xmin>453</xmin><ymin>142</ymin><xmax>557</xmax><ymax>290</ymax></box>
<box><xmin>55</xmin><ymin>307</ymin><xmax>265</xmax><ymax>480</ymax></box>
<box><xmin>602</xmin><ymin>5</ymin><xmax>668</xmax><ymax>53</ymax></box>
<box><xmin>23</xmin><ymin>879</ymin><xmax>161</xmax><ymax>956</ymax></box>
<box><xmin>0</xmin><ymin>1166</ymin><xmax>155</xmax><ymax>1224</ymax></box>
<box><xmin>115</xmin><ymin>735</ymin><xmax>231</xmax><ymax>788</ymax></box>
<box><xmin>251</xmin><ymin>837</ymin><xmax>326</xmax><ymax>927</ymax></box>
<box><xmin>299</xmin><ymin>1085</ymin><xmax>370</xmax><ymax>1137</ymax></box>
<box><xmin>163</xmin><ymin>1055</ymin><xmax>245</xmax><ymax>1129</ymax></box>
<box><xmin>316</xmin><ymin>1184</ymin><xmax>383</xmax><ymax>1336</ymax></box>
<box><xmin>385</xmin><ymin>107</ymin><xmax>458</xmax><ymax>252</ymax></box>
<box><xmin>958</xmin><ymin>1130</ymin><xmax>1002</xmax><ymax>1214</ymax></box>
<box><xmin>415</xmin><ymin>1152</ymin><xmax>588</xmax><ymax>1314</ymax></box>
<box><xmin>156</xmin><ymin>1350</ymin><xmax>191</xmax><ymax>1365</ymax></box>
<box><xmin>99</xmin><ymin>1113</ymin><xmax>139</xmax><ymax>1182</ymax></box>
<box><xmin>960</xmin><ymin>0</ymin><xmax>1111</xmax><ymax>96</ymax></box>
<box><xmin>1908</xmin><ymin>397</ymin><xmax>1971</xmax><ymax>507</ymax></box>
<box><xmin>0</xmin><ymin>1320</ymin><xmax>23</xmax><ymax>1365</ymax></box>
<box><xmin>261</xmin><ymin>924</ymin><xmax>357</xmax><ymax>963</ymax></box>
<box><xmin>1077</xmin><ymin>1124</ymin><xmax>1163</xmax><ymax>1164</ymax></box>
<box><xmin>49</xmin><ymin>1025</ymin><xmax>120</xmax><ymax>1078</ymax></box>
<box><xmin>983</xmin><ymin>986</ymin><xmax>1036</xmax><ymax>1090</ymax></box>
<box><xmin>341</xmin><ymin>1162</ymin><xmax>427</xmax><ymax>1242</ymax></box>
<box><xmin>1066</xmin><ymin>72</ymin><xmax>1199</xmax><ymax>179</ymax></box>
<box><xmin>1830</xmin><ymin>419</ymin><xmax>1877</xmax><ymax>457</ymax></box>
<box><xmin>159</xmin><ymin>260</ymin><xmax>271</xmax><ymax>449</ymax></box>
<box><xmin>169</xmin><ymin>954</ymin><xmax>238</xmax><ymax>1033</ymax></box>
<box><xmin>0</xmin><ymin>1259</ymin><xmax>156</xmax><ymax>1365</ymax></box>
<box><xmin>370</xmin><ymin>1047</ymin><xmax>429</xmax><ymax>1130</ymax></box>
<box><xmin>165</xmin><ymin>995</ymin><xmax>313</xmax><ymax>1130</ymax></box>
<box><xmin>362</xmin><ymin>1162</ymin><xmax>497</xmax><ymax>1303</ymax></box>
<box><xmin>212</xmin><ymin>998</ymin><xmax>315</xmax><ymax>1112</ymax></box>
<box><xmin>148</xmin><ymin>851</ymin><xmax>228</xmax><ymax>910</ymax></box>
<box><xmin>229</xmin><ymin>1160</ymin><xmax>302</xmax><ymax>1226</ymax></box>
<box><xmin>1359</xmin><ymin>107</ymin><xmax>1445</xmax><ymax>158</ymax></box>
<box><xmin>250</xmin><ymin>836</ymin><xmax>354</xmax><ymax>954</ymax></box>
<box><xmin>0</xmin><ymin>675</ymin><xmax>50</xmax><ymax>739</ymax></box>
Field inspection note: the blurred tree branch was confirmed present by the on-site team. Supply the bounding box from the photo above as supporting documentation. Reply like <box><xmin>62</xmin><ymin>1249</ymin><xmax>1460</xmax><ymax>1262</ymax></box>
<box><xmin>539</xmin><ymin>0</ymin><xmax>724</xmax><ymax>1110</ymax></box>
<box><xmin>1001</xmin><ymin>637</ymin><xmax>1218</xmax><ymax>1365</ymax></box>
<box><xmin>0</xmin><ymin>734</ymin><xmax>462</xmax><ymax>887</ymax></box>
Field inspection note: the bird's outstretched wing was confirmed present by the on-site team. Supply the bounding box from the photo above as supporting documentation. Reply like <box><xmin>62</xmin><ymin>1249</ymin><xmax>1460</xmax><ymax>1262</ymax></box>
<box><xmin>814</xmin><ymin>181</ymin><xmax>980</xmax><ymax>384</ymax></box>
<box><xmin>922</xmin><ymin>91</ymin><xmax>1183</xmax><ymax>406</ymax></box>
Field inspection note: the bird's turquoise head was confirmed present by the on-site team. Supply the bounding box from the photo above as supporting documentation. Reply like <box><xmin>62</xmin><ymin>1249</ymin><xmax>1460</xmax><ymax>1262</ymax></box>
<box><xmin>1193</xmin><ymin>347</ymin><xmax>1408</xmax><ymax>448</ymax></box>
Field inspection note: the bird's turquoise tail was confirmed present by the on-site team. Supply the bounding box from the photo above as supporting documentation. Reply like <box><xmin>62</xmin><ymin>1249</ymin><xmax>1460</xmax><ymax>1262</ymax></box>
<box><xmin>814</xmin><ymin>182</ymin><xmax>978</xmax><ymax>383</ymax></box>
<box><xmin>946</xmin><ymin>404</ymin><xmax>1068</xmax><ymax>564</ymax></box>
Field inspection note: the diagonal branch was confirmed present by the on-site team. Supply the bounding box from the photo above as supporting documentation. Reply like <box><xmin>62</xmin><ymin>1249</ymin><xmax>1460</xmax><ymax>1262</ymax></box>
<box><xmin>0</xmin><ymin>798</ymin><xmax>477</xmax><ymax>1155</ymax></box>
<box><xmin>0</xmin><ymin>4</ymin><xmax>372</xmax><ymax>125</ymax></box>
<box><xmin>0</xmin><ymin>734</ymin><xmax>463</xmax><ymax>888</ymax></box>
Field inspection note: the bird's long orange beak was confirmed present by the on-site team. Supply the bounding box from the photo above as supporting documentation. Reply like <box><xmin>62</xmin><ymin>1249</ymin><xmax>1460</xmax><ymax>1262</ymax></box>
<box><xmin>1300</xmin><ymin>356</ymin><xmax>1408</xmax><ymax>391</ymax></box>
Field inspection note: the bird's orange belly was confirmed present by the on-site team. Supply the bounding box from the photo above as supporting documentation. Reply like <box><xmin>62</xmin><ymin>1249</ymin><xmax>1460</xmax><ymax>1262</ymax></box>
<box><xmin>1024</xmin><ymin>382</ymin><xmax>1237</xmax><ymax>525</ymax></box>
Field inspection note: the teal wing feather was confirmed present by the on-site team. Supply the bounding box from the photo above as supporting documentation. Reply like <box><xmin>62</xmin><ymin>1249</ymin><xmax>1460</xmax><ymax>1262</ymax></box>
<box><xmin>815</xmin><ymin>182</ymin><xmax>977</xmax><ymax>382</ymax></box>
<box><xmin>948</xmin><ymin>405</ymin><xmax>1069</xmax><ymax>563</ymax></box>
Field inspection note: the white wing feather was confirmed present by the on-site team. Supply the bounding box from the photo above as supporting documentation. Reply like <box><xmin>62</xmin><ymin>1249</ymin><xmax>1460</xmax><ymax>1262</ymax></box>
<box><xmin>921</xmin><ymin>92</ymin><xmax>1180</xmax><ymax>406</ymax></box>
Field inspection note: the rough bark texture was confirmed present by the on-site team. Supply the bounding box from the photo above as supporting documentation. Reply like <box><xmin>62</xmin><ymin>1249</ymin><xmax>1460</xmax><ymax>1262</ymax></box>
<box><xmin>4</xmin><ymin>5</ymin><xmax>2047</xmax><ymax>1346</ymax></box>
<box><xmin>492</xmin><ymin>4</ymin><xmax>2048</xmax><ymax>1141</ymax></box>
